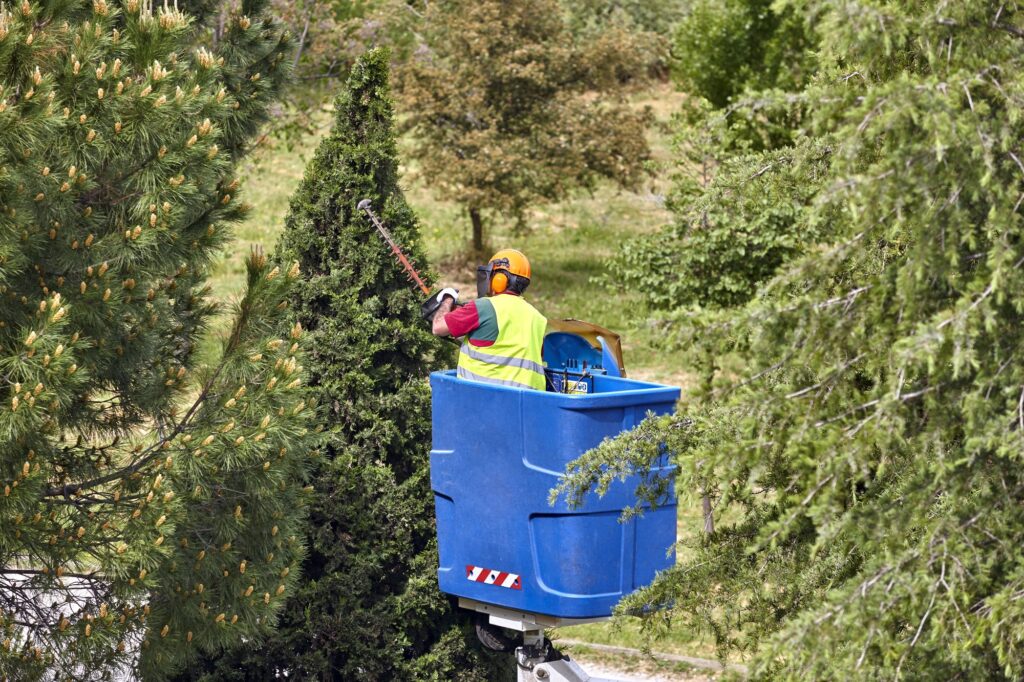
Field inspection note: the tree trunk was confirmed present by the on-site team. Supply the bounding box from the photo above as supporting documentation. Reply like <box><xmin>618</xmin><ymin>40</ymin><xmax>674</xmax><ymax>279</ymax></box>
<box><xmin>469</xmin><ymin>207</ymin><xmax>484</xmax><ymax>253</ymax></box>
<box><xmin>293</xmin><ymin>13</ymin><xmax>311</xmax><ymax>72</ymax></box>
<box><xmin>702</xmin><ymin>492</ymin><xmax>715</xmax><ymax>535</ymax></box>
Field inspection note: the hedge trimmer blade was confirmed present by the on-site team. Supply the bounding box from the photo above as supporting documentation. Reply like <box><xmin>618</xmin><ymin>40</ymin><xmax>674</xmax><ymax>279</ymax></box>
<box><xmin>357</xmin><ymin>199</ymin><xmax>431</xmax><ymax>295</ymax></box>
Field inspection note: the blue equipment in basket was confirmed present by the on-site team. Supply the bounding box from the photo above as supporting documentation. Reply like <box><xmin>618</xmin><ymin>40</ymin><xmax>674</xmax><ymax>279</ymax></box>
<box><xmin>542</xmin><ymin>331</ymin><xmax>621</xmax><ymax>378</ymax></box>
<box><xmin>430</xmin><ymin>368</ymin><xmax>679</xmax><ymax>619</ymax></box>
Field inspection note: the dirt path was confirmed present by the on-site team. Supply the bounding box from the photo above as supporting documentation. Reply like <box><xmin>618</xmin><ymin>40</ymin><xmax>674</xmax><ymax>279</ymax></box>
<box><xmin>579</xmin><ymin>661</ymin><xmax>718</xmax><ymax>682</ymax></box>
<box><xmin>560</xmin><ymin>639</ymin><xmax>746</xmax><ymax>681</ymax></box>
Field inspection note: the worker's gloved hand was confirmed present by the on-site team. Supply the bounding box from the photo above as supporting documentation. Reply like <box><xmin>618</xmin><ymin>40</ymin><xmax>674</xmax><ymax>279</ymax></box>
<box><xmin>435</xmin><ymin>287</ymin><xmax>459</xmax><ymax>304</ymax></box>
<box><xmin>420</xmin><ymin>287</ymin><xmax>459</xmax><ymax>320</ymax></box>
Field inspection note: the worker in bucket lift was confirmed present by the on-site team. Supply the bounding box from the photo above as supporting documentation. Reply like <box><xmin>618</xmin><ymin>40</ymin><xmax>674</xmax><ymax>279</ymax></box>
<box><xmin>424</xmin><ymin>249</ymin><xmax>547</xmax><ymax>391</ymax></box>
<box><xmin>423</xmin><ymin>249</ymin><xmax>546</xmax><ymax>652</ymax></box>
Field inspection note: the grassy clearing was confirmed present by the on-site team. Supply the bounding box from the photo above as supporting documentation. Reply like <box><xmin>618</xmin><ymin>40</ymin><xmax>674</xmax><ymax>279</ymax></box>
<box><xmin>209</xmin><ymin>140</ymin><xmax>316</xmax><ymax>299</ymax></box>
<box><xmin>204</xmin><ymin>84</ymin><xmax>728</xmax><ymax>671</ymax></box>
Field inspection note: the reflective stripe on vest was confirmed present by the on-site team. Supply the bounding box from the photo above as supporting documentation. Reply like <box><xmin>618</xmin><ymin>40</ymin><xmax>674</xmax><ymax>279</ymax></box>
<box><xmin>457</xmin><ymin>294</ymin><xmax>546</xmax><ymax>391</ymax></box>
<box><xmin>459</xmin><ymin>344</ymin><xmax>546</xmax><ymax>376</ymax></box>
<box><xmin>456</xmin><ymin>366</ymin><xmax>538</xmax><ymax>390</ymax></box>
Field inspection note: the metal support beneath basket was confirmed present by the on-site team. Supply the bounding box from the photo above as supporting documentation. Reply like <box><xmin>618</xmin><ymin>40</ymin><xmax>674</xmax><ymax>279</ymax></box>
<box><xmin>515</xmin><ymin>629</ymin><xmax>595</xmax><ymax>682</ymax></box>
<box><xmin>458</xmin><ymin>597</ymin><xmax>609</xmax><ymax>631</ymax></box>
<box><xmin>458</xmin><ymin>599</ymin><xmax>615</xmax><ymax>682</ymax></box>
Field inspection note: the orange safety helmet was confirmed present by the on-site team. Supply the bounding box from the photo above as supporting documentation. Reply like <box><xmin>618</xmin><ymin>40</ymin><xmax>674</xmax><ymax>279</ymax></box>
<box><xmin>476</xmin><ymin>249</ymin><xmax>531</xmax><ymax>297</ymax></box>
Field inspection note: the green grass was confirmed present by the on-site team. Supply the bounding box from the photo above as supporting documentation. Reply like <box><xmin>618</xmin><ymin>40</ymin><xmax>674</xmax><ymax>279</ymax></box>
<box><xmin>209</xmin><ymin>141</ymin><xmax>315</xmax><ymax>300</ymax></box>
<box><xmin>203</xmin><ymin>84</ymin><xmax>729</xmax><ymax>671</ymax></box>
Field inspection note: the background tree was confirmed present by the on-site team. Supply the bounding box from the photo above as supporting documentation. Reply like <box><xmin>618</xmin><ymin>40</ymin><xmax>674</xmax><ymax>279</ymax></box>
<box><xmin>670</xmin><ymin>0</ymin><xmax>814</xmax><ymax>109</ymax></box>
<box><xmin>563</xmin><ymin>0</ymin><xmax>685</xmax><ymax>40</ymax></box>
<box><xmin>561</xmin><ymin>0</ymin><xmax>685</xmax><ymax>78</ymax></box>
<box><xmin>607</xmin><ymin>0</ymin><xmax>823</xmax><ymax>312</ymax></box>
<box><xmin>607</xmin><ymin>124</ymin><xmax>834</xmax><ymax>311</ymax></box>
<box><xmin>400</xmin><ymin>0</ymin><xmax>653</xmax><ymax>252</ymax></box>
<box><xmin>559</xmin><ymin>0</ymin><xmax>1024</xmax><ymax>677</ymax></box>
<box><xmin>180</xmin><ymin>48</ymin><xmax>511</xmax><ymax>681</ymax></box>
<box><xmin>0</xmin><ymin>0</ymin><xmax>313</xmax><ymax>679</ymax></box>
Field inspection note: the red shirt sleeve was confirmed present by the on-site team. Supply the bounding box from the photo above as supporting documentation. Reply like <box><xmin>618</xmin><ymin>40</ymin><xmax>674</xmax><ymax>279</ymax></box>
<box><xmin>444</xmin><ymin>300</ymin><xmax>481</xmax><ymax>338</ymax></box>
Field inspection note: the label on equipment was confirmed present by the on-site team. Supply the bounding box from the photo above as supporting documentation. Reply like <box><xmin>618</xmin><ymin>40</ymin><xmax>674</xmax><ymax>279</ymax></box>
<box><xmin>466</xmin><ymin>564</ymin><xmax>522</xmax><ymax>590</ymax></box>
<box><xmin>567</xmin><ymin>380</ymin><xmax>588</xmax><ymax>395</ymax></box>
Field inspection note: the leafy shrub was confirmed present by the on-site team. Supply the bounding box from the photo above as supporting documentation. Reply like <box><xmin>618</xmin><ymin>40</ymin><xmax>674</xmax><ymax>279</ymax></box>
<box><xmin>608</xmin><ymin>129</ymin><xmax>833</xmax><ymax>311</ymax></box>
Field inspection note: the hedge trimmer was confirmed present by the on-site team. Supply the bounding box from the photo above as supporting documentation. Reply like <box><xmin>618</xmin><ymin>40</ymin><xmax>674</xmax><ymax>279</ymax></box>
<box><xmin>358</xmin><ymin>198</ymin><xmax>431</xmax><ymax>296</ymax></box>
<box><xmin>357</xmin><ymin>198</ymin><xmax>459</xmax><ymax>321</ymax></box>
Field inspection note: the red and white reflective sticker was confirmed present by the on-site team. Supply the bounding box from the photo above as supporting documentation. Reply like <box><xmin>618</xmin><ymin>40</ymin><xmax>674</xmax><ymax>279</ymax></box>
<box><xmin>466</xmin><ymin>564</ymin><xmax>522</xmax><ymax>590</ymax></box>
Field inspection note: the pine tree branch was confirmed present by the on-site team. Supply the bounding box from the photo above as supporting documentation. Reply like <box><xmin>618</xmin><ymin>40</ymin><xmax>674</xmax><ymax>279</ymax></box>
<box><xmin>785</xmin><ymin>354</ymin><xmax>865</xmax><ymax>399</ymax></box>
<box><xmin>42</xmin><ymin>247</ymin><xmax>279</xmax><ymax>499</ymax></box>
<box><xmin>711</xmin><ymin>350</ymin><xmax>797</xmax><ymax>399</ymax></box>
<box><xmin>0</xmin><ymin>568</ymin><xmax>104</xmax><ymax>581</ymax></box>
<box><xmin>936</xmin><ymin>16</ymin><xmax>1024</xmax><ymax>40</ymax></box>
<box><xmin>43</xmin><ymin>352</ymin><xmax>229</xmax><ymax>498</ymax></box>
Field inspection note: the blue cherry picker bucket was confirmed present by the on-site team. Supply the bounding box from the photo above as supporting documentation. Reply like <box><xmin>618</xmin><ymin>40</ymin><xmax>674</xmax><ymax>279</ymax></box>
<box><xmin>430</xmin><ymin>370</ymin><xmax>680</xmax><ymax>619</ymax></box>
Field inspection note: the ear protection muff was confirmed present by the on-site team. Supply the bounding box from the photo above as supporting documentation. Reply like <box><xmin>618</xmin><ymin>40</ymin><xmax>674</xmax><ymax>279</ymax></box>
<box><xmin>491</xmin><ymin>270</ymin><xmax>510</xmax><ymax>294</ymax></box>
<box><xmin>492</xmin><ymin>270</ymin><xmax>529</xmax><ymax>295</ymax></box>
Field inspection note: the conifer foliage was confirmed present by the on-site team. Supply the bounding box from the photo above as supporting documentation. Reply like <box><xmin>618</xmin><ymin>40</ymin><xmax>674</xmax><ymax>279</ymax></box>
<box><xmin>560</xmin><ymin>0</ymin><xmax>1024</xmax><ymax>678</ymax></box>
<box><xmin>184</xmin><ymin>48</ymin><xmax>510</xmax><ymax>681</ymax></box>
<box><xmin>0</xmin><ymin>0</ymin><xmax>312</xmax><ymax>679</ymax></box>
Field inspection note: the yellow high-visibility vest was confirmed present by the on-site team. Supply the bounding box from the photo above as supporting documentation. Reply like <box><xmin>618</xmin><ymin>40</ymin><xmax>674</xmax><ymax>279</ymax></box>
<box><xmin>457</xmin><ymin>294</ymin><xmax>547</xmax><ymax>391</ymax></box>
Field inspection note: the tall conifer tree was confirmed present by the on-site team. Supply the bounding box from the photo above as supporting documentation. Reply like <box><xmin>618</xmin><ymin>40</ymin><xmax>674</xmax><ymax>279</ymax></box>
<box><xmin>559</xmin><ymin>0</ymin><xmax>1024</xmax><ymax>678</ymax></box>
<box><xmin>0</xmin><ymin>0</ymin><xmax>312</xmax><ymax>679</ymax></box>
<box><xmin>184</xmin><ymin>48</ymin><xmax>510</xmax><ymax>681</ymax></box>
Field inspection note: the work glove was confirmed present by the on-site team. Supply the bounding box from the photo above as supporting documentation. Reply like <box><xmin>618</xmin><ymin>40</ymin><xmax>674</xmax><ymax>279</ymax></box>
<box><xmin>420</xmin><ymin>287</ymin><xmax>459</xmax><ymax>320</ymax></box>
